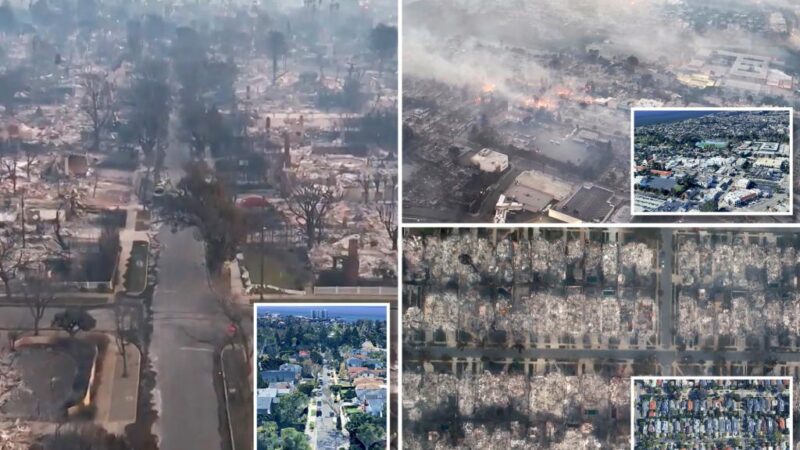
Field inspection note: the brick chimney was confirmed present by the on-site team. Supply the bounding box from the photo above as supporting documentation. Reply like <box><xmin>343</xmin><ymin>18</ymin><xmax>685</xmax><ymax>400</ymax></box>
<box><xmin>343</xmin><ymin>238</ymin><xmax>359</xmax><ymax>285</ymax></box>
<box><xmin>283</xmin><ymin>132</ymin><xmax>291</xmax><ymax>167</ymax></box>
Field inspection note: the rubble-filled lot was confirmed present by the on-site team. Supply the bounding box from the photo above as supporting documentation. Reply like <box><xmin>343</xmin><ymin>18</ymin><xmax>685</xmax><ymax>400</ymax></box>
<box><xmin>675</xmin><ymin>232</ymin><xmax>800</xmax><ymax>342</ymax></box>
<box><xmin>0</xmin><ymin>352</ymin><xmax>34</xmax><ymax>448</ymax></box>
<box><xmin>403</xmin><ymin>231</ymin><xmax>658</xmax><ymax>342</ymax></box>
<box><xmin>402</xmin><ymin>372</ymin><xmax>629</xmax><ymax>450</ymax></box>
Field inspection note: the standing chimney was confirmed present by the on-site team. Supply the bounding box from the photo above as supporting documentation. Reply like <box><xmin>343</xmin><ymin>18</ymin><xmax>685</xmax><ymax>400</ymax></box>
<box><xmin>283</xmin><ymin>132</ymin><xmax>291</xmax><ymax>168</ymax></box>
<box><xmin>343</xmin><ymin>238</ymin><xmax>359</xmax><ymax>285</ymax></box>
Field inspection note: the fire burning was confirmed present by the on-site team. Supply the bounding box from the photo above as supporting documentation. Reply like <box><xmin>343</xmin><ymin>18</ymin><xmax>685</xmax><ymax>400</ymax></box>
<box><xmin>555</xmin><ymin>87</ymin><xmax>573</xmax><ymax>97</ymax></box>
<box><xmin>522</xmin><ymin>97</ymin><xmax>555</xmax><ymax>110</ymax></box>
<box><xmin>482</xmin><ymin>82</ymin><xmax>496</xmax><ymax>93</ymax></box>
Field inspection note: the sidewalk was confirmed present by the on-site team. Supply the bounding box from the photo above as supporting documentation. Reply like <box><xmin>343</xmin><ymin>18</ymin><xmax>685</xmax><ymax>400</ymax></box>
<box><xmin>0</xmin><ymin>292</ymin><xmax>113</xmax><ymax>306</ymax></box>
<box><xmin>116</xmin><ymin>207</ymin><xmax>152</xmax><ymax>296</ymax></box>
<box><xmin>220</xmin><ymin>345</ymin><xmax>253</xmax><ymax>450</ymax></box>
<box><xmin>94</xmin><ymin>341</ymin><xmax>141</xmax><ymax>434</ymax></box>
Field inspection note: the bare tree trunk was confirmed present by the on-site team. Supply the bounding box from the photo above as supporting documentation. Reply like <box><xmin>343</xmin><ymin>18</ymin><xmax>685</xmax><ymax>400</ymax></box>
<box><xmin>33</xmin><ymin>313</ymin><xmax>40</xmax><ymax>336</ymax></box>
<box><xmin>272</xmin><ymin>56</ymin><xmax>278</xmax><ymax>85</ymax></box>
<box><xmin>306</xmin><ymin>222</ymin><xmax>316</xmax><ymax>248</ymax></box>
<box><xmin>93</xmin><ymin>127</ymin><xmax>101</xmax><ymax>152</ymax></box>
<box><xmin>1</xmin><ymin>277</ymin><xmax>10</xmax><ymax>300</ymax></box>
<box><xmin>20</xmin><ymin>192</ymin><xmax>25</xmax><ymax>248</ymax></box>
<box><xmin>121</xmin><ymin>345</ymin><xmax>128</xmax><ymax>378</ymax></box>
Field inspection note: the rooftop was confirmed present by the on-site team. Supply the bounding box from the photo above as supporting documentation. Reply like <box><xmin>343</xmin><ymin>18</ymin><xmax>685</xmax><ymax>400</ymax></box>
<box><xmin>550</xmin><ymin>185</ymin><xmax>615</xmax><ymax>223</ymax></box>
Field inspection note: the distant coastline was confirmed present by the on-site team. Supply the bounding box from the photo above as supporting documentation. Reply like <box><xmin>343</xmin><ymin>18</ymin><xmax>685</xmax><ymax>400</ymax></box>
<box><xmin>257</xmin><ymin>305</ymin><xmax>387</xmax><ymax>323</ymax></box>
<box><xmin>634</xmin><ymin>110</ymin><xmax>719</xmax><ymax>126</ymax></box>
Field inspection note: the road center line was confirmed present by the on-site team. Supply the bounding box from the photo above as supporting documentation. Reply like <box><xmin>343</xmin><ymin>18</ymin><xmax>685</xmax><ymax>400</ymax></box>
<box><xmin>179</xmin><ymin>346</ymin><xmax>214</xmax><ymax>353</ymax></box>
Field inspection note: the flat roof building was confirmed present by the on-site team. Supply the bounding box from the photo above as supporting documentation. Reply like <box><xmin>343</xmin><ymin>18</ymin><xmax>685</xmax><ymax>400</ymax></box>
<box><xmin>470</xmin><ymin>148</ymin><xmax>509</xmax><ymax>173</ymax></box>
<box><xmin>548</xmin><ymin>185</ymin><xmax>615</xmax><ymax>223</ymax></box>
<box><xmin>634</xmin><ymin>194</ymin><xmax>667</xmax><ymax>212</ymax></box>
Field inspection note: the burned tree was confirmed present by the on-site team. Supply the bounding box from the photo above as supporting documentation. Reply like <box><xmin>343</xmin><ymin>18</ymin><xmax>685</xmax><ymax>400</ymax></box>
<box><xmin>377</xmin><ymin>201</ymin><xmax>397</xmax><ymax>251</ymax></box>
<box><xmin>285</xmin><ymin>181</ymin><xmax>341</xmax><ymax>248</ymax></box>
<box><xmin>23</xmin><ymin>148</ymin><xmax>38</xmax><ymax>180</ymax></box>
<box><xmin>128</xmin><ymin>59</ymin><xmax>170</xmax><ymax>176</ymax></box>
<box><xmin>369</xmin><ymin>23</ymin><xmax>397</xmax><ymax>75</ymax></box>
<box><xmin>1</xmin><ymin>153</ymin><xmax>17</xmax><ymax>194</ymax></box>
<box><xmin>0</xmin><ymin>233</ymin><xmax>28</xmax><ymax>299</ymax></box>
<box><xmin>173</xmin><ymin>162</ymin><xmax>245</xmax><ymax>273</ymax></box>
<box><xmin>113</xmin><ymin>304</ymin><xmax>136</xmax><ymax>378</ymax></box>
<box><xmin>358</xmin><ymin>171</ymin><xmax>371</xmax><ymax>204</ymax></box>
<box><xmin>21</xmin><ymin>277</ymin><xmax>54</xmax><ymax>336</ymax></box>
<box><xmin>372</xmin><ymin>172</ymin><xmax>383</xmax><ymax>199</ymax></box>
<box><xmin>267</xmin><ymin>30</ymin><xmax>287</xmax><ymax>85</ymax></box>
<box><xmin>79</xmin><ymin>72</ymin><xmax>115</xmax><ymax>152</ymax></box>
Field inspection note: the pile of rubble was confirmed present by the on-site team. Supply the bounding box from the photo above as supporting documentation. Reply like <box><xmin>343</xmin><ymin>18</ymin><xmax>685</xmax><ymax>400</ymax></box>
<box><xmin>680</xmin><ymin>237</ymin><xmax>799</xmax><ymax>289</ymax></box>
<box><xmin>585</xmin><ymin>241</ymin><xmax>602</xmax><ymax>276</ymax></box>
<box><xmin>421</xmin><ymin>291</ymin><xmax>460</xmax><ymax>331</ymax></box>
<box><xmin>678</xmin><ymin>291</ymin><xmax>800</xmax><ymax>340</ymax></box>
<box><xmin>405</xmin><ymin>233</ymin><xmax>648</xmax><ymax>288</ymax></box>
<box><xmin>403</xmin><ymin>306</ymin><xmax>425</xmax><ymax>331</ymax></box>
<box><xmin>0</xmin><ymin>420</ymin><xmax>34</xmax><ymax>450</ymax></box>
<box><xmin>676</xmin><ymin>239</ymin><xmax>701</xmax><ymax>285</ymax></box>
<box><xmin>0</xmin><ymin>352</ymin><xmax>22</xmax><ymax>410</ymax></box>
<box><xmin>566</xmin><ymin>239</ymin><xmax>583</xmax><ymax>263</ymax></box>
<box><xmin>620</xmin><ymin>242</ymin><xmax>654</xmax><ymax>277</ymax></box>
<box><xmin>0</xmin><ymin>352</ymin><xmax>33</xmax><ymax>449</ymax></box>
<box><xmin>531</xmin><ymin>237</ymin><xmax>566</xmax><ymax>280</ymax></box>
<box><xmin>602</xmin><ymin>242</ymin><xmax>618</xmax><ymax>278</ymax></box>
<box><xmin>403</xmin><ymin>372</ymin><xmax>625</xmax><ymax>450</ymax></box>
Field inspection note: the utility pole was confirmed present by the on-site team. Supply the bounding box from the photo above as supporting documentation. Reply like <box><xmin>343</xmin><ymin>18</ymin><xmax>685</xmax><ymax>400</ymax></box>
<box><xmin>20</xmin><ymin>189</ymin><xmax>25</xmax><ymax>248</ymax></box>
<box><xmin>260</xmin><ymin>224</ymin><xmax>266</xmax><ymax>302</ymax></box>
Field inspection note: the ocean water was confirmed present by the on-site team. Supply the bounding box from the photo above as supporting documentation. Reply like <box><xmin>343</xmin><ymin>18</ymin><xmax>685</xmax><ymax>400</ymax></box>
<box><xmin>256</xmin><ymin>305</ymin><xmax>387</xmax><ymax>323</ymax></box>
<box><xmin>634</xmin><ymin>110</ymin><xmax>718</xmax><ymax>126</ymax></box>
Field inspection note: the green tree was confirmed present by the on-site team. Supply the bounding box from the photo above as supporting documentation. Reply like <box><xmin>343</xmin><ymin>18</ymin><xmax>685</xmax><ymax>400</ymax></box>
<box><xmin>257</xmin><ymin>421</ymin><xmax>280</xmax><ymax>450</ymax></box>
<box><xmin>351</xmin><ymin>422</ymin><xmax>385</xmax><ymax>450</ymax></box>
<box><xmin>272</xmin><ymin>391</ymin><xmax>308</xmax><ymax>430</ymax></box>
<box><xmin>297</xmin><ymin>382</ymin><xmax>315</xmax><ymax>397</ymax></box>
<box><xmin>700</xmin><ymin>200</ymin><xmax>717</xmax><ymax>212</ymax></box>
<box><xmin>280</xmin><ymin>427</ymin><xmax>311</xmax><ymax>450</ymax></box>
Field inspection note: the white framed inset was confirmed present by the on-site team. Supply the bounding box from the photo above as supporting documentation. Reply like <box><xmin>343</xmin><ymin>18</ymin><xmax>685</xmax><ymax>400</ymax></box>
<box><xmin>630</xmin><ymin>106</ymin><xmax>793</xmax><ymax>217</ymax></box>
<box><xmin>630</xmin><ymin>376</ymin><xmax>793</xmax><ymax>450</ymax></box>
<box><xmin>253</xmin><ymin>302</ymin><xmax>391</xmax><ymax>450</ymax></box>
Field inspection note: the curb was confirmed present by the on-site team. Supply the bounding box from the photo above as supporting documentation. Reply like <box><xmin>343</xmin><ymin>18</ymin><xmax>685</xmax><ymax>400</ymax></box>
<box><xmin>220</xmin><ymin>345</ymin><xmax>238</xmax><ymax>450</ymax></box>
<box><xmin>125</xmin><ymin>240</ymin><xmax>151</xmax><ymax>297</ymax></box>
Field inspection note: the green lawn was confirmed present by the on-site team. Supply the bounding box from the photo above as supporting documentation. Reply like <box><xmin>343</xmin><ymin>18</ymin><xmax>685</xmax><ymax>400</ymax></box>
<box><xmin>124</xmin><ymin>240</ymin><xmax>149</xmax><ymax>295</ymax></box>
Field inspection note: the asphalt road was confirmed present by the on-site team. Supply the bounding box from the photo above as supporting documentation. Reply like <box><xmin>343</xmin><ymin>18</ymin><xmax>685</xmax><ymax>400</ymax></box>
<box><xmin>150</xmin><ymin>226</ymin><xmax>228</xmax><ymax>450</ymax></box>
<box><xmin>658</xmin><ymin>228</ymin><xmax>674</xmax><ymax>350</ymax></box>
<box><xmin>149</xmin><ymin>110</ymin><xmax>228</xmax><ymax>450</ymax></box>
<box><xmin>314</xmin><ymin>364</ymin><xmax>348</xmax><ymax>449</ymax></box>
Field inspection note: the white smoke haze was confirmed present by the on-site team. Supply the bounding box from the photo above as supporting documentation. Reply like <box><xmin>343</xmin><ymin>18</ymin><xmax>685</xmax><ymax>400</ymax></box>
<box><xmin>404</xmin><ymin>0</ymin><xmax>800</xmax><ymax>97</ymax></box>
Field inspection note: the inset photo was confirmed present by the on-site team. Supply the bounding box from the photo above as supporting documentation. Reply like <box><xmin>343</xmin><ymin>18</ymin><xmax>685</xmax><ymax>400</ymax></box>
<box><xmin>631</xmin><ymin>108</ymin><xmax>792</xmax><ymax>216</ymax></box>
<box><xmin>254</xmin><ymin>303</ymin><xmax>389</xmax><ymax>450</ymax></box>
<box><xmin>632</xmin><ymin>377</ymin><xmax>792</xmax><ymax>450</ymax></box>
